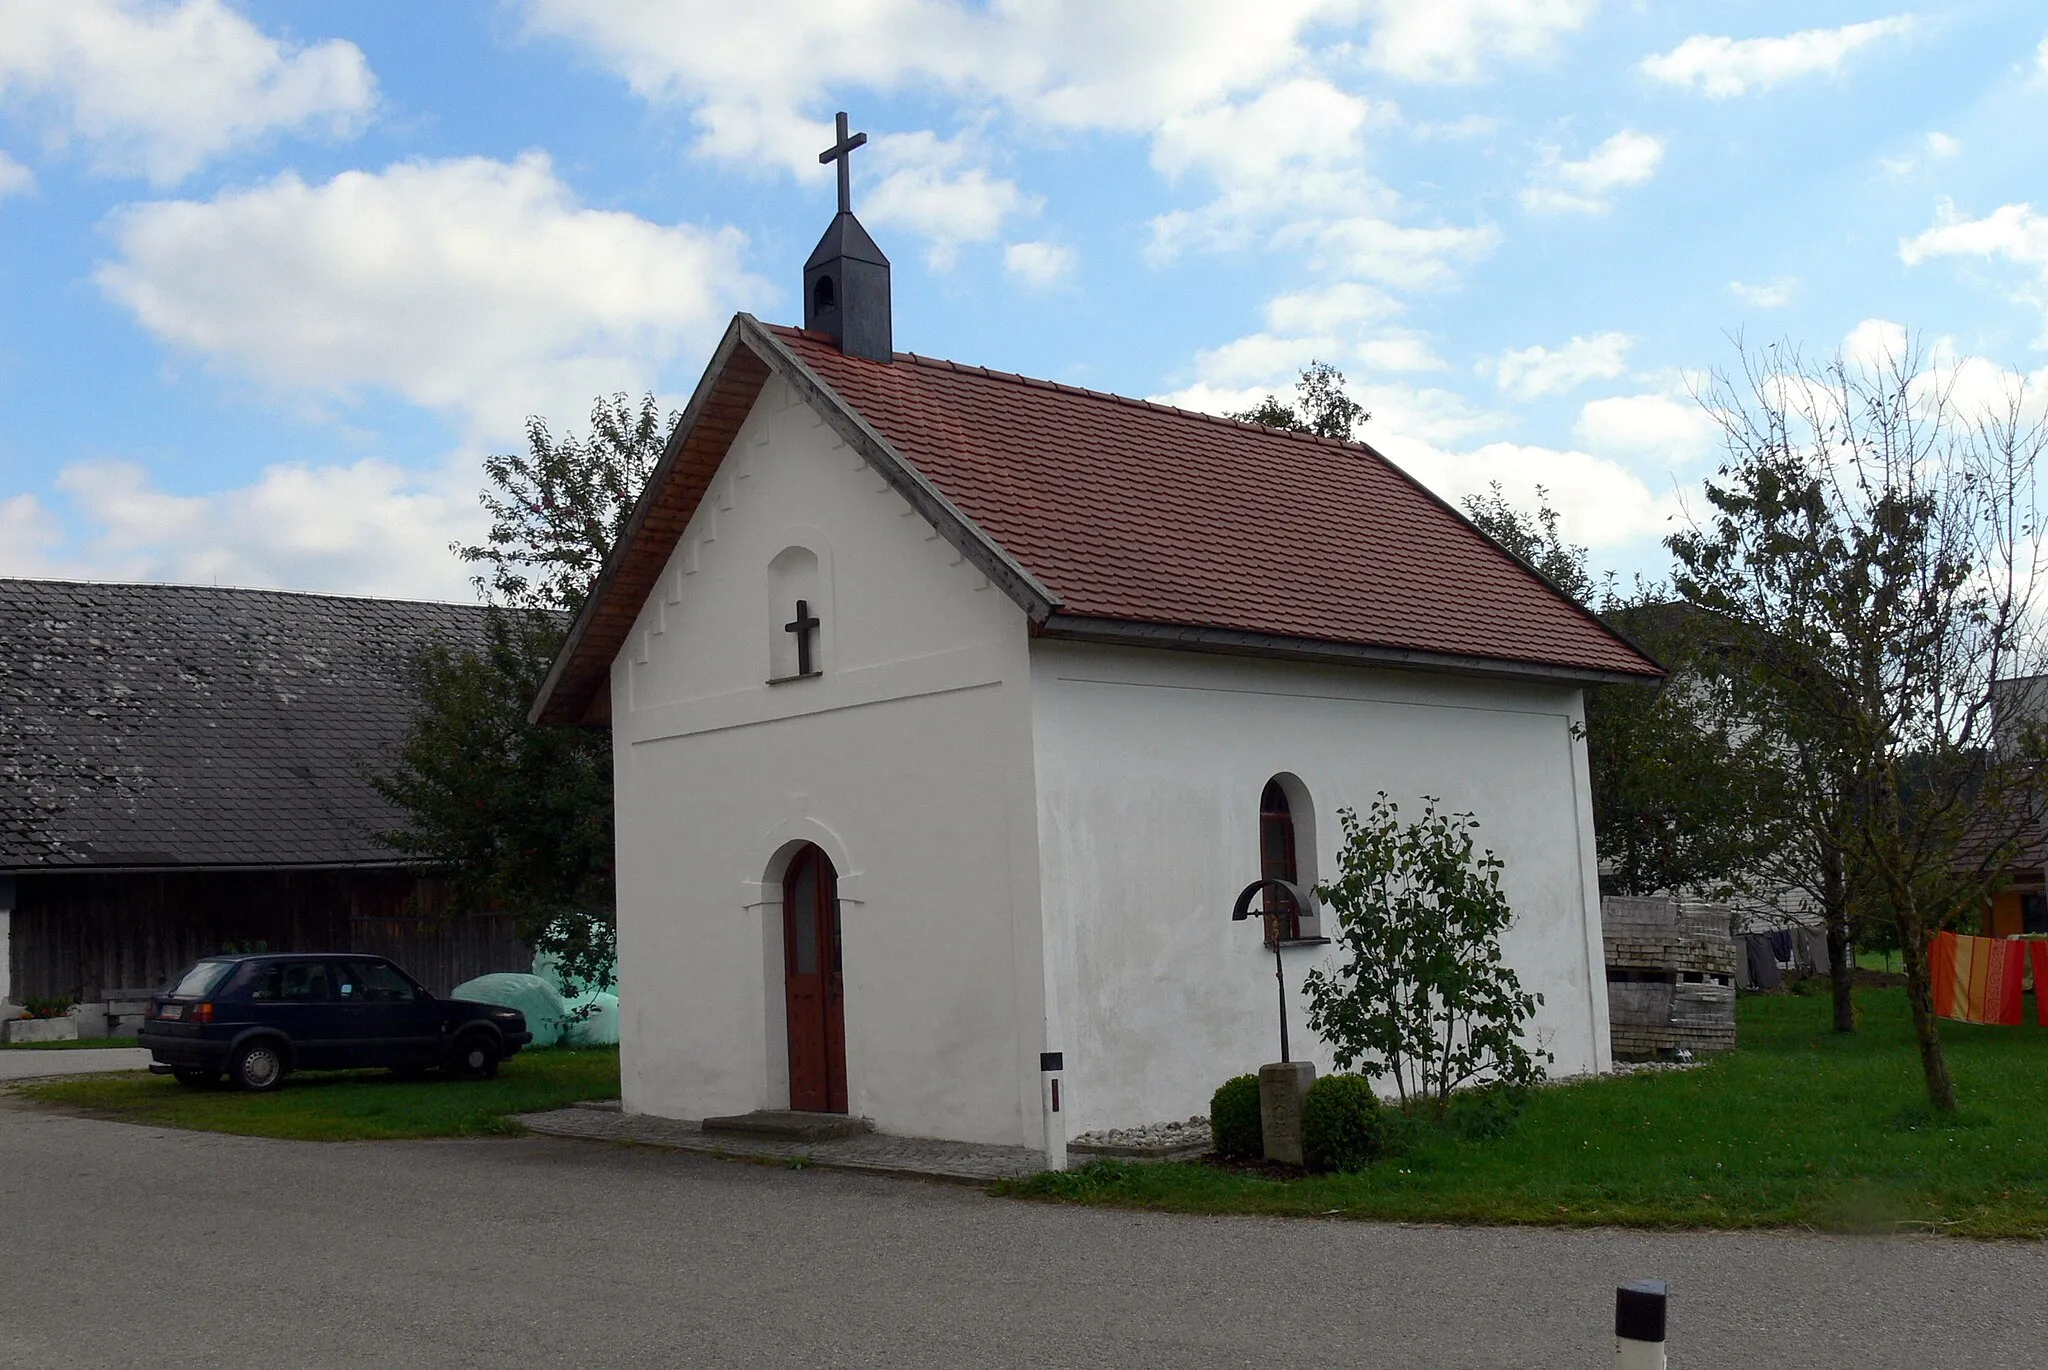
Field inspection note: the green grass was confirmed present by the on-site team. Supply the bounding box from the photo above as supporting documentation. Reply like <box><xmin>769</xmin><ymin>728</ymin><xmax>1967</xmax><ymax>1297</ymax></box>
<box><xmin>16</xmin><ymin>1046</ymin><xmax>620</xmax><ymax>1141</ymax></box>
<box><xmin>1000</xmin><ymin>988</ymin><xmax>2048</xmax><ymax>1238</ymax></box>
<box><xmin>0</xmin><ymin>1036</ymin><xmax>142</xmax><ymax>1050</ymax></box>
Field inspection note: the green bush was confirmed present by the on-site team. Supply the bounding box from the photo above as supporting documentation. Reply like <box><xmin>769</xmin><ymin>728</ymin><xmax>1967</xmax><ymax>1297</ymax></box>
<box><xmin>1210</xmin><ymin>1074</ymin><xmax>1262</xmax><ymax>1158</ymax></box>
<box><xmin>23</xmin><ymin>997</ymin><xmax>75</xmax><ymax>1021</ymax></box>
<box><xmin>1301</xmin><ymin>1073</ymin><xmax>1386</xmax><ymax>1173</ymax></box>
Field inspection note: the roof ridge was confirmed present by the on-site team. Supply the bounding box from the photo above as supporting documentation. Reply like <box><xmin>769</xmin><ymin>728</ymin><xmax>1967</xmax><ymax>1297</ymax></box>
<box><xmin>763</xmin><ymin>323</ymin><xmax>1378</xmax><ymax>458</ymax></box>
<box><xmin>0</xmin><ymin>576</ymin><xmax>487</xmax><ymax>611</ymax></box>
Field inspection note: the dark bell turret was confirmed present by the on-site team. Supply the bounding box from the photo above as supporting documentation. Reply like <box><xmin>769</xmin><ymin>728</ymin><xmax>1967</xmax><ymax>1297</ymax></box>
<box><xmin>806</xmin><ymin>112</ymin><xmax>892</xmax><ymax>363</ymax></box>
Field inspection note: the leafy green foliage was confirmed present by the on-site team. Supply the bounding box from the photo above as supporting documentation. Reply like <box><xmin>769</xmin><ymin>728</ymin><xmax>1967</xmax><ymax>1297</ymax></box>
<box><xmin>1300</xmin><ymin>1073</ymin><xmax>1386</xmax><ymax>1173</ymax></box>
<box><xmin>22</xmin><ymin>996</ymin><xmax>74</xmax><ymax>1020</ymax></box>
<box><xmin>999</xmin><ymin>990</ymin><xmax>2048</xmax><ymax>1238</ymax></box>
<box><xmin>1209</xmin><ymin>1074</ymin><xmax>1263</xmax><ymax>1158</ymax></box>
<box><xmin>1304</xmin><ymin>797</ymin><xmax>1548</xmax><ymax>1115</ymax></box>
<box><xmin>1668</xmin><ymin>338</ymin><xmax>2048</xmax><ymax>1110</ymax></box>
<box><xmin>372</xmin><ymin>392</ymin><xmax>675</xmax><ymax>999</ymax></box>
<box><xmin>1230</xmin><ymin>361</ymin><xmax>1369</xmax><ymax>441</ymax></box>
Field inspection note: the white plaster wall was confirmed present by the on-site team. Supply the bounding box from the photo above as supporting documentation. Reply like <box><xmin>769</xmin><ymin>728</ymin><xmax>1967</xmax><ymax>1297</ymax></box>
<box><xmin>609</xmin><ymin>374</ymin><xmax>1048</xmax><ymax>1146</ymax></box>
<box><xmin>1029</xmin><ymin>642</ymin><xmax>1610</xmax><ymax>1135</ymax></box>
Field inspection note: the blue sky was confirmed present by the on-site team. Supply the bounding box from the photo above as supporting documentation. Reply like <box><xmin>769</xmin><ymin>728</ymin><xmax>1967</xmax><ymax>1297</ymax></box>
<box><xmin>3</xmin><ymin>0</ymin><xmax>2046</xmax><ymax>601</ymax></box>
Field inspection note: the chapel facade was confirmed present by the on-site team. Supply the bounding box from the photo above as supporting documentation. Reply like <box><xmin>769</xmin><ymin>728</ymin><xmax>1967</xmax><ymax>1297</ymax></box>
<box><xmin>534</xmin><ymin>119</ymin><xmax>1663</xmax><ymax>1151</ymax></box>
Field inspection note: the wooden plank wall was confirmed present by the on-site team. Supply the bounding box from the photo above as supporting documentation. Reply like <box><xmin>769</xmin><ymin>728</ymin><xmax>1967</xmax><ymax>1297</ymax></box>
<box><xmin>9</xmin><ymin>869</ymin><xmax>530</xmax><ymax>1001</ymax></box>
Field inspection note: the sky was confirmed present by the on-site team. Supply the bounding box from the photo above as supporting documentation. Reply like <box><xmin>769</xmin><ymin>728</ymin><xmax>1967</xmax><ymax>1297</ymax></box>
<box><xmin>2</xmin><ymin>0</ymin><xmax>2046</xmax><ymax>603</ymax></box>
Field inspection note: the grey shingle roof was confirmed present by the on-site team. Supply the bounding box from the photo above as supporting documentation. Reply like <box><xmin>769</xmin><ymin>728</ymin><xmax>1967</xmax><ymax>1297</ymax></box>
<box><xmin>0</xmin><ymin>579</ymin><xmax>489</xmax><ymax>871</ymax></box>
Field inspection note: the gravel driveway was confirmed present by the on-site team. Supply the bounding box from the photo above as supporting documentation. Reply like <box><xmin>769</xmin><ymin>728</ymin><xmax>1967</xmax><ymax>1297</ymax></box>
<box><xmin>2</xmin><ymin>1092</ymin><xmax>2041</xmax><ymax>1368</ymax></box>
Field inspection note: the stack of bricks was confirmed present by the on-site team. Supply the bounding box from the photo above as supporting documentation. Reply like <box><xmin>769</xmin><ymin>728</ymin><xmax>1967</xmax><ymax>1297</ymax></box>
<box><xmin>1602</xmin><ymin>895</ymin><xmax>1738</xmax><ymax>1061</ymax></box>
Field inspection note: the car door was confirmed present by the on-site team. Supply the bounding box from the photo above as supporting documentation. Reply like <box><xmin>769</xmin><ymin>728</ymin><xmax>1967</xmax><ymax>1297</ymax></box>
<box><xmin>334</xmin><ymin>959</ymin><xmax>441</xmax><ymax>1068</ymax></box>
<box><xmin>245</xmin><ymin>959</ymin><xmax>341</xmax><ymax>1068</ymax></box>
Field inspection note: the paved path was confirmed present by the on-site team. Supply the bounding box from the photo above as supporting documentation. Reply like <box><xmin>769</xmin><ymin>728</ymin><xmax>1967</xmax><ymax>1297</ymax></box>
<box><xmin>0</xmin><ymin>1046</ymin><xmax>149</xmax><ymax>1081</ymax></box>
<box><xmin>2</xmin><ymin>1092</ymin><xmax>2043</xmax><ymax>1369</ymax></box>
<box><xmin>518</xmin><ymin>1104</ymin><xmax>1047</xmax><ymax>1181</ymax></box>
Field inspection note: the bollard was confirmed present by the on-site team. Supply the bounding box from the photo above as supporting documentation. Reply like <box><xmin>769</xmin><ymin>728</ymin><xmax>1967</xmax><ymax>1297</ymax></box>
<box><xmin>1040</xmin><ymin>1051</ymin><xmax>1067</xmax><ymax>1171</ymax></box>
<box><xmin>1615</xmin><ymin>1279</ymin><xmax>1667</xmax><ymax>1369</ymax></box>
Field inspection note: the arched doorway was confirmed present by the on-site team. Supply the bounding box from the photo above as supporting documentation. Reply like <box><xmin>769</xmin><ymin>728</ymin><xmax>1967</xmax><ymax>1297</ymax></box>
<box><xmin>782</xmin><ymin>843</ymin><xmax>847</xmax><ymax>1113</ymax></box>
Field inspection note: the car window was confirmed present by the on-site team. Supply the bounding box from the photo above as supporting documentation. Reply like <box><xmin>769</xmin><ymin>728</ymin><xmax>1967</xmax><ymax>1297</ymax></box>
<box><xmin>248</xmin><ymin>961</ymin><xmax>334</xmax><ymax>1003</ymax></box>
<box><xmin>170</xmin><ymin>961</ymin><xmax>235</xmax><ymax>998</ymax></box>
<box><xmin>338</xmin><ymin>960</ymin><xmax>420</xmax><ymax>1004</ymax></box>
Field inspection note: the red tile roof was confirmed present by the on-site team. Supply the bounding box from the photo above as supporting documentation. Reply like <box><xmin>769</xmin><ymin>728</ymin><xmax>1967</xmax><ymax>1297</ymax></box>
<box><xmin>533</xmin><ymin>317</ymin><xmax>1658</xmax><ymax>725</ymax></box>
<box><xmin>770</xmin><ymin>325</ymin><xmax>1659</xmax><ymax>681</ymax></box>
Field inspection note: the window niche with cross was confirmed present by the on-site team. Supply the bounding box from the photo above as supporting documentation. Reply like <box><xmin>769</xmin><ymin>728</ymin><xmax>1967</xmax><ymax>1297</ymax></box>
<box><xmin>767</xmin><ymin>544</ymin><xmax>827</xmax><ymax>684</ymax></box>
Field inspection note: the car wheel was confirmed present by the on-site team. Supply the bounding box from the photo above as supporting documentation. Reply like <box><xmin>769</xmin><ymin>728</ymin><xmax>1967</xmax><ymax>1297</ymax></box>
<box><xmin>229</xmin><ymin>1041</ymin><xmax>287</xmax><ymax>1092</ymax></box>
<box><xmin>447</xmin><ymin>1032</ymin><xmax>500</xmax><ymax>1081</ymax></box>
<box><xmin>171</xmin><ymin>1067</ymin><xmax>219</xmax><ymax>1088</ymax></box>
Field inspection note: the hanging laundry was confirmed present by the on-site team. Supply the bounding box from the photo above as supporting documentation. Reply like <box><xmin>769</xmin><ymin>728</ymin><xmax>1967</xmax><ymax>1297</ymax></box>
<box><xmin>1767</xmin><ymin>929</ymin><xmax>1794</xmax><ymax>964</ymax></box>
<box><xmin>2033</xmin><ymin>943</ymin><xmax>2048</xmax><ymax>1028</ymax></box>
<box><xmin>1743</xmin><ymin>933</ymin><xmax>1782</xmax><ymax>990</ymax></box>
<box><xmin>1931</xmin><ymin>932</ymin><xmax>2025</xmax><ymax>1026</ymax></box>
<box><xmin>1797</xmin><ymin>926</ymin><xmax>1831</xmax><ymax>975</ymax></box>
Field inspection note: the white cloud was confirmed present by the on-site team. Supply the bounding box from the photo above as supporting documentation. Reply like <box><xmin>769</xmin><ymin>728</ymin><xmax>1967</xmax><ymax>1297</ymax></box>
<box><xmin>1354</xmin><ymin>0</ymin><xmax>1596</xmax><ymax>83</ymax></box>
<box><xmin>1522</xmin><ymin>129</ymin><xmax>1663</xmax><ymax>214</ymax></box>
<box><xmin>1842</xmin><ymin>317</ymin><xmax>1910</xmax><ymax>372</ymax></box>
<box><xmin>1003</xmin><ymin>240</ymin><xmax>1075</xmax><ymax>288</ymax></box>
<box><xmin>1729</xmin><ymin>276</ymin><xmax>1798</xmax><ymax>308</ymax></box>
<box><xmin>1926</xmin><ymin>131</ymin><xmax>1961</xmax><ymax>159</ymax></box>
<box><xmin>2037</xmin><ymin>36</ymin><xmax>2048</xmax><ymax>78</ymax></box>
<box><xmin>1575</xmin><ymin>391</ymin><xmax>1718</xmax><ymax>464</ymax></box>
<box><xmin>0</xmin><ymin>148</ymin><xmax>31</xmax><ymax>197</ymax></box>
<box><xmin>861</xmin><ymin>131</ymin><xmax>1033</xmax><ymax>268</ymax></box>
<box><xmin>1640</xmin><ymin>16</ymin><xmax>1915</xmax><ymax>99</ymax></box>
<box><xmin>8</xmin><ymin>457</ymin><xmax>482</xmax><ymax>599</ymax></box>
<box><xmin>1264</xmin><ymin>282</ymin><xmax>1401</xmax><ymax>334</ymax></box>
<box><xmin>1288</xmin><ymin>215</ymin><xmax>1501</xmax><ymax>288</ymax></box>
<box><xmin>1900</xmin><ymin>200</ymin><xmax>2048</xmax><ymax>337</ymax></box>
<box><xmin>0</xmin><ymin>0</ymin><xmax>374</xmax><ymax>184</ymax></box>
<box><xmin>96</xmin><ymin>153</ymin><xmax>761</xmax><ymax>439</ymax></box>
<box><xmin>1385</xmin><ymin>436</ymin><xmax>1675</xmax><ymax>548</ymax></box>
<box><xmin>1485</xmin><ymin>332</ymin><xmax>1633</xmax><ymax>399</ymax></box>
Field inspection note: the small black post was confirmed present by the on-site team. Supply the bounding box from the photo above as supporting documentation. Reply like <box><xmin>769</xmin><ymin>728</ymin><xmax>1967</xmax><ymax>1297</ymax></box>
<box><xmin>1274</xmin><ymin>941</ymin><xmax>1290</xmax><ymax>1064</ymax></box>
<box><xmin>1615</xmin><ymin>1279</ymin><xmax>1667</xmax><ymax>1368</ymax></box>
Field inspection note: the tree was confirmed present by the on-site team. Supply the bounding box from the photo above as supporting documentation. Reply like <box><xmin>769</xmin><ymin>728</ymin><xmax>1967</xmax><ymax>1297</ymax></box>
<box><xmin>1303</xmin><ymin>796</ymin><xmax>1548</xmax><ymax>1116</ymax></box>
<box><xmin>1670</xmin><ymin>337</ymin><xmax>2048</xmax><ymax>1111</ymax></box>
<box><xmin>1460</xmin><ymin>485</ymin><xmax>1773</xmax><ymax>906</ymax></box>
<box><xmin>1231</xmin><ymin>361</ymin><xmax>1370</xmax><ymax>440</ymax></box>
<box><xmin>372</xmin><ymin>393</ymin><xmax>676</xmax><ymax>998</ymax></box>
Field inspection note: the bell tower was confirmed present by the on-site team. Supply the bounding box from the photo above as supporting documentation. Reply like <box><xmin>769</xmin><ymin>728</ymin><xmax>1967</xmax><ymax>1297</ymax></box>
<box><xmin>804</xmin><ymin>112</ymin><xmax>892</xmax><ymax>363</ymax></box>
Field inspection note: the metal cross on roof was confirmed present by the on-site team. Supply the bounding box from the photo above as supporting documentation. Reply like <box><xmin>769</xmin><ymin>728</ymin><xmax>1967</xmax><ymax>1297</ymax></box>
<box><xmin>818</xmin><ymin>111</ymin><xmax>867</xmax><ymax>215</ymax></box>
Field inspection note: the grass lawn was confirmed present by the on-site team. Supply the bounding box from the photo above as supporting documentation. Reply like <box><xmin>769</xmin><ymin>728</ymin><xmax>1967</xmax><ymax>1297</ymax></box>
<box><xmin>16</xmin><ymin>1046</ymin><xmax>620</xmax><ymax>1141</ymax></box>
<box><xmin>1001</xmin><ymin>987</ymin><xmax>2048</xmax><ymax>1238</ymax></box>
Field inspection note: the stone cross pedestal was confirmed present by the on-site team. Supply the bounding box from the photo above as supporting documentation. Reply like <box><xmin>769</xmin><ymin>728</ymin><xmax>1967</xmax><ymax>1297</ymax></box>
<box><xmin>1258</xmin><ymin>1060</ymin><xmax>1315</xmax><ymax>1166</ymax></box>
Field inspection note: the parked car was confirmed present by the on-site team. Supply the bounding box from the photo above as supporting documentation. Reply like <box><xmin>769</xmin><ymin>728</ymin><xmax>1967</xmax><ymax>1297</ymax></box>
<box><xmin>139</xmin><ymin>953</ymin><xmax>532</xmax><ymax>1092</ymax></box>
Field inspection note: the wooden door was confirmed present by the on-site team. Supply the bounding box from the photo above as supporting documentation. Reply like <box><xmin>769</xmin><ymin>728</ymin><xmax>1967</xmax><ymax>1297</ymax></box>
<box><xmin>782</xmin><ymin>845</ymin><xmax>847</xmax><ymax>1113</ymax></box>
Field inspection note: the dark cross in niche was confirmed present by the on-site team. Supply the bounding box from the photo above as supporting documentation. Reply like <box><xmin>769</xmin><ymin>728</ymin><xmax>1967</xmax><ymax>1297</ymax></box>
<box><xmin>818</xmin><ymin>111</ymin><xmax>867</xmax><ymax>215</ymax></box>
<box><xmin>784</xmin><ymin>599</ymin><xmax>821</xmax><ymax>677</ymax></box>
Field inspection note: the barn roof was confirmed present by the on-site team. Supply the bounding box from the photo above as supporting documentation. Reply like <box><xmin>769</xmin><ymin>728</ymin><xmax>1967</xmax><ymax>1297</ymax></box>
<box><xmin>0</xmin><ymin>580</ymin><xmax>487</xmax><ymax>872</ymax></box>
<box><xmin>532</xmin><ymin>314</ymin><xmax>1661</xmax><ymax>726</ymax></box>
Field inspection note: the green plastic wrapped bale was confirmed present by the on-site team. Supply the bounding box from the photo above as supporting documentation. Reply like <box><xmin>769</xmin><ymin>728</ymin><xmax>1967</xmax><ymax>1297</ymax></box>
<box><xmin>561</xmin><ymin>990</ymin><xmax>620</xmax><ymax>1046</ymax></box>
<box><xmin>450</xmin><ymin>973</ymin><xmax>569</xmax><ymax>1047</ymax></box>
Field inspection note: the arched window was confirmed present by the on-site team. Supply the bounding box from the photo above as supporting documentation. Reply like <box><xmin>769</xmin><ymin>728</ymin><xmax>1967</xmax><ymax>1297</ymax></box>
<box><xmin>1260</xmin><ymin>779</ymin><xmax>1300</xmax><ymax>944</ymax></box>
<box><xmin>767</xmin><ymin>544</ymin><xmax>824</xmax><ymax>682</ymax></box>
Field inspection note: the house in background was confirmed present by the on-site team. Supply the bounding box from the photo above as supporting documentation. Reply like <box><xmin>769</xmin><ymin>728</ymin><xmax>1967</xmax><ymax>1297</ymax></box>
<box><xmin>0</xmin><ymin>580</ymin><xmax>529</xmax><ymax>1019</ymax></box>
<box><xmin>533</xmin><ymin>166</ymin><xmax>1665</xmax><ymax>1150</ymax></box>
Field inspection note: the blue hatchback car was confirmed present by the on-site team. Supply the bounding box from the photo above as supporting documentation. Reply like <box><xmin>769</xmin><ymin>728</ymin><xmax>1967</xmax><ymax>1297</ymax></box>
<box><xmin>139</xmin><ymin>953</ymin><xmax>532</xmax><ymax>1092</ymax></box>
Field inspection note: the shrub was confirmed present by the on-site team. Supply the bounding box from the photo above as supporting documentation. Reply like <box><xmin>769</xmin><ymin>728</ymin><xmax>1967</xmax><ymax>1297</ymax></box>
<box><xmin>23</xmin><ymin>997</ymin><xmax>75</xmax><ymax>1020</ymax></box>
<box><xmin>1302</xmin><ymin>1074</ymin><xmax>1386</xmax><ymax>1173</ymax></box>
<box><xmin>1210</xmin><ymin>1074</ymin><xmax>1262</xmax><ymax>1158</ymax></box>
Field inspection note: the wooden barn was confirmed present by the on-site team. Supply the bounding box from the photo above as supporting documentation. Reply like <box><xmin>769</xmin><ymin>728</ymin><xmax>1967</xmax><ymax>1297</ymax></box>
<box><xmin>0</xmin><ymin>579</ymin><xmax>529</xmax><ymax>1016</ymax></box>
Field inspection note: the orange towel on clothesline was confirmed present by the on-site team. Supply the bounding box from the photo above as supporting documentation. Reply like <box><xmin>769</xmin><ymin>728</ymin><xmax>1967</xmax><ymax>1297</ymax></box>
<box><xmin>1931</xmin><ymin>932</ymin><xmax>2026</xmax><ymax>1026</ymax></box>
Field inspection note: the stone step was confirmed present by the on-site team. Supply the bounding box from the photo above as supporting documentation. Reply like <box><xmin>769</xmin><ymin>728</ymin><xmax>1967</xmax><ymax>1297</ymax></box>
<box><xmin>702</xmin><ymin>1110</ymin><xmax>872</xmax><ymax>1142</ymax></box>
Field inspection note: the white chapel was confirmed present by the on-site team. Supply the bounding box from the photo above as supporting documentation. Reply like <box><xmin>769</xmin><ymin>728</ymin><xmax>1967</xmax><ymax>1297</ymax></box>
<box><xmin>532</xmin><ymin>121</ymin><xmax>1663</xmax><ymax>1153</ymax></box>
